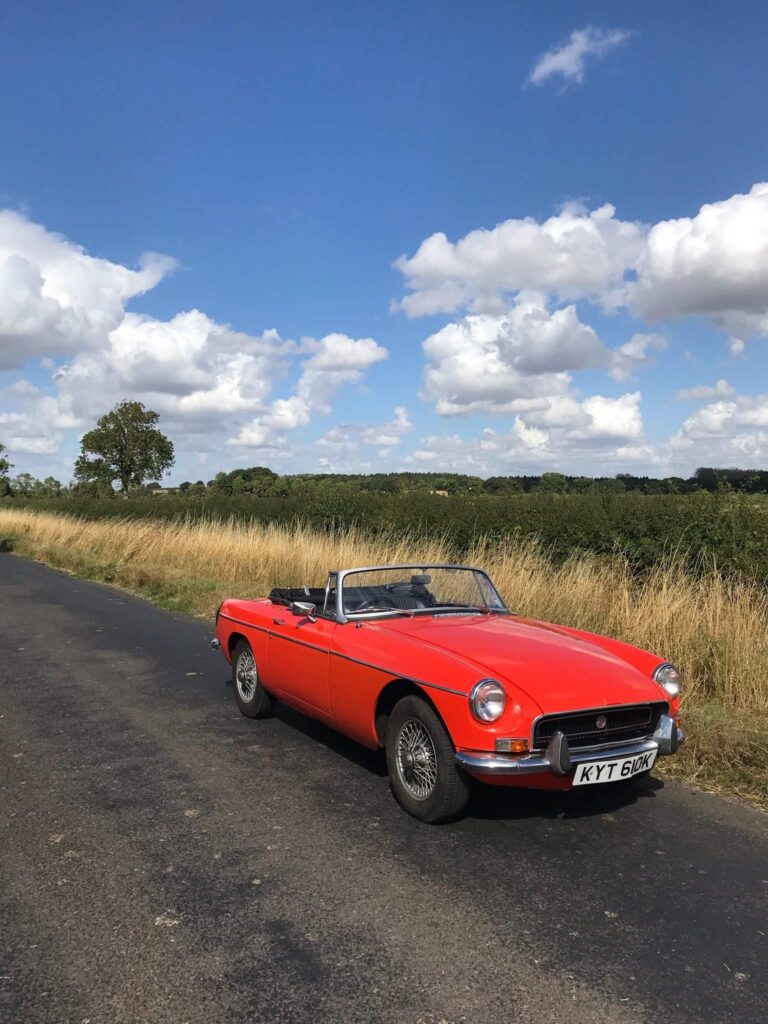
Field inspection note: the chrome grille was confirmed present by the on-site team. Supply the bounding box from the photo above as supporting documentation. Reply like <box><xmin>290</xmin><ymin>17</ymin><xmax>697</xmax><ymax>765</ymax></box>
<box><xmin>533</xmin><ymin>702</ymin><xmax>667</xmax><ymax>750</ymax></box>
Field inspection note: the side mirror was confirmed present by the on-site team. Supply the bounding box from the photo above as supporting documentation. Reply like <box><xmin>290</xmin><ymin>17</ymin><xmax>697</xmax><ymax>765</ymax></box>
<box><xmin>290</xmin><ymin>600</ymin><xmax>317</xmax><ymax>621</ymax></box>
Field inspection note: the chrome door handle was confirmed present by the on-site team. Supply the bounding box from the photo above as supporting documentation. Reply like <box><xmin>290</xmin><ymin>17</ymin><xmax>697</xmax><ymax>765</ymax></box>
<box><xmin>272</xmin><ymin>617</ymin><xmax>285</xmax><ymax>625</ymax></box>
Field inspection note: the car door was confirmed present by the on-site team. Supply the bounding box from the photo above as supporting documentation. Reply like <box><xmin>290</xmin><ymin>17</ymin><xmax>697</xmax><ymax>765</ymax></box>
<box><xmin>267</xmin><ymin>609</ymin><xmax>335</xmax><ymax>716</ymax></box>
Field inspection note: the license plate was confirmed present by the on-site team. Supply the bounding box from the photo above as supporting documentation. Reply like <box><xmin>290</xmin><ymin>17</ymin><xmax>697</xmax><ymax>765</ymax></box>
<box><xmin>572</xmin><ymin>748</ymin><xmax>657</xmax><ymax>786</ymax></box>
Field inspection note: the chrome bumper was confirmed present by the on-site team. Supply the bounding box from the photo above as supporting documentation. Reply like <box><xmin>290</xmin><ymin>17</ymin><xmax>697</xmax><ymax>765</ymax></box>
<box><xmin>456</xmin><ymin>714</ymin><xmax>684</xmax><ymax>777</ymax></box>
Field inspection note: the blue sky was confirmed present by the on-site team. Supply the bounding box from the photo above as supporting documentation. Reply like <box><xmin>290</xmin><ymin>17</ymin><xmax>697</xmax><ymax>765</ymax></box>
<box><xmin>2</xmin><ymin>1</ymin><xmax>768</xmax><ymax>482</ymax></box>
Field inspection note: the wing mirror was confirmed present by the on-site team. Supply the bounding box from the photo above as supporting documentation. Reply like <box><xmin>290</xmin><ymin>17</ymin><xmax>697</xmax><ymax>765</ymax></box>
<box><xmin>290</xmin><ymin>600</ymin><xmax>317</xmax><ymax>622</ymax></box>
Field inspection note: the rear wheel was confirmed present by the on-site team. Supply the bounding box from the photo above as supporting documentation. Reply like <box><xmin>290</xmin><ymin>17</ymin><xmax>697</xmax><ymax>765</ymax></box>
<box><xmin>386</xmin><ymin>695</ymin><xmax>471</xmax><ymax>824</ymax></box>
<box><xmin>232</xmin><ymin>640</ymin><xmax>275</xmax><ymax>719</ymax></box>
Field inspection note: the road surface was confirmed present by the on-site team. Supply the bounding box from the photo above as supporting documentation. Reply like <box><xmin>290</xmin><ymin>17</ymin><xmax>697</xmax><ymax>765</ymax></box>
<box><xmin>1</xmin><ymin>554</ymin><xmax>766</xmax><ymax>1023</ymax></box>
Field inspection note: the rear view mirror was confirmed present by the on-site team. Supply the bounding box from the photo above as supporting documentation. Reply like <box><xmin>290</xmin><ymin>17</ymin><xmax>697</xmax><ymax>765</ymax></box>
<box><xmin>290</xmin><ymin>600</ymin><xmax>317</xmax><ymax>621</ymax></box>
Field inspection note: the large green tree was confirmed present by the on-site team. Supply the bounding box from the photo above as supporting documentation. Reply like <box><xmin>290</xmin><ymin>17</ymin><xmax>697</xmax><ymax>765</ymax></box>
<box><xmin>74</xmin><ymin>401</ymin><xmax>175</xmax><ymax>495</ymax></box>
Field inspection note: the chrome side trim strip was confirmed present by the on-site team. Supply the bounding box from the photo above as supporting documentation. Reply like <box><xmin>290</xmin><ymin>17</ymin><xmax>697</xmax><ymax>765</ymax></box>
<box><xmin>218</xmin><ymin>612</ymin><xmax>467</xmax><ymax>697</ymax></box>
<box><xmin>331</xmin><ymin>650</ymin><xmax>466</xmax><ymax>697</ymax></box>
<box><xmin>220</xmin><ymin>612</ymin><xmax>271</xmax><ymax>635</ymax></box>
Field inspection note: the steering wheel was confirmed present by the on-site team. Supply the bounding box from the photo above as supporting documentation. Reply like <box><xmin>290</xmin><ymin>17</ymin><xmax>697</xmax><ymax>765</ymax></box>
<box><xmin>356</xmin><ymin>596</ymin><xmax>396</xmax><ymax>611</ymax></box>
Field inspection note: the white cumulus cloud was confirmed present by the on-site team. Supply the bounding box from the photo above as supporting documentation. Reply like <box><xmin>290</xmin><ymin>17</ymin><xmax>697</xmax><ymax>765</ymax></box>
<box><xmin>575</xmin><ymin>392</ymin><xmax>643</xmax><ymax>440</ymax></box>
<box><xmin>526</xmin><ymin>26</ymin><xmax>632</xmax><ymax>88</ymax></box>
<box><xmin>662</xmin><ymin>392</ymin><xmax>768</xmax><ymax>469</ymax></box>
<box><xmin>610</xmin><ymin>333</ymin><xmax>667</xmax><ymax>380</ymax></box>
<box><xmin>404</xmin><ymin>392</ymin><xmax>645</xmax><ymax>474</ymax></box>
<box><xmin>314</xmin><ymin>406</ymin><xmax>413</xmax><ymax>468</ymax></box>
<box><xmin>676</xmin><ymin>379</ymin><xmax>735</xmax><ymax>401</ymax></box>
<box><xmin>421</xmin><ymin>294</ymin><xmax>611</xmax><ymax>416</ymax></box>
<box><xmin>0</xmin><ymin>210</ymin><xmax>389</xmax><ymax>471</ymax></box>
<box><xmin>0</xmin><ymin>210</ymin><xmax>176</xmax><ymax>370</ymax></box>
<box><xmin>395</xmin><ymin>202</ymin><xmax>645</xmax><ymax>317</ymax></box>
<box><xmin>229</xmin><ymin>333</ymin><xmax>388</xmax><ymax>448</ymax></box>
<box><xmin>395</xmin><ymin>183</ymin><xmax>768</xmax><ymax>355</ymax></box>
<box><xmin>629</xmin><ymin>183</ymin><xmax>768</xmax><ymax>351</ymax></box>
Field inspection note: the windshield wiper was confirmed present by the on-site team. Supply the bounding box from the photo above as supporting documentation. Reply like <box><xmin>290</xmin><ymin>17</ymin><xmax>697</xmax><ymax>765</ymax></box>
<box><xmin>430</xmin><ymin>605</ymin><xmax>513</xmax><ymax>615</ymax></box>
<box><xmin>351</xmin><ymin>607</ymin><xmax>415</xmax><ymax>616</ymax></box>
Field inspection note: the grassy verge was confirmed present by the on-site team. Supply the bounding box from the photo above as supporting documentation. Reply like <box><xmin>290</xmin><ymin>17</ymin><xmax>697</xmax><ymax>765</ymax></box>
<box><xmin>2</xmin><ymin>507</ymin><xmax>767</xmax><ymax>810</ymax></box>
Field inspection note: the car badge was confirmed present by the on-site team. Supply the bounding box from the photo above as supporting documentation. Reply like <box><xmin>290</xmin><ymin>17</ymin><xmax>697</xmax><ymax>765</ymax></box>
<box><xmin>595</xmin><ymin>714</ymin><xmax>608</xmax><ymax>730</ymax></box>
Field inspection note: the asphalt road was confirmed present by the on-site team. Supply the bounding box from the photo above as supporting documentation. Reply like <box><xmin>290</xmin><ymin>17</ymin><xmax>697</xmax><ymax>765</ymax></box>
<box><xmin>1</xmin><ymin>554</ymin><xmax>767</xmax><ymax>1024</ymax></box>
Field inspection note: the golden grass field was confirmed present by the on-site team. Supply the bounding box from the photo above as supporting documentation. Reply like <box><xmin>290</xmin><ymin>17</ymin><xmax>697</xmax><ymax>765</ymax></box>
<box><xmin>2</xmin><ymin>506</ymin><xmax>767</xmax><ymax>808</ymax></box>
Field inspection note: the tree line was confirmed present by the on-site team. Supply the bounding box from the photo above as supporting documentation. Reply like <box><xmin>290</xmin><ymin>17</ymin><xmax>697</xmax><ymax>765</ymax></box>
<box><xmin>2</xmin><ymin>400</ymin><xmax>768</xmax><ymax>498</ymax></box>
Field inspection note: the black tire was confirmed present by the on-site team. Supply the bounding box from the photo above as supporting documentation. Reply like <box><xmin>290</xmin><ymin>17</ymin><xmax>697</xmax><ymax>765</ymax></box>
<box><xmin>385</xmin><ymin>694</ymin><xmax>471</xmax><ymax>824</ymax></box>
<box><xmin>232</xmin><ymin>639</ymin><xmax>275</xmax><ymax>719</ymax></box>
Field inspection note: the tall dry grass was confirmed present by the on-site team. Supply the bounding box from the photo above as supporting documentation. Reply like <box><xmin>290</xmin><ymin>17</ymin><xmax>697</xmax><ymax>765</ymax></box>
<box><xmin>2</xmin><ymin>507</ymin><xmax>767</xmax><ymax>805</ymax></box>
<box><xmin>3</xmin><ymin>506</ymin><xmax>768</xmax><ymax>712</ymax></box>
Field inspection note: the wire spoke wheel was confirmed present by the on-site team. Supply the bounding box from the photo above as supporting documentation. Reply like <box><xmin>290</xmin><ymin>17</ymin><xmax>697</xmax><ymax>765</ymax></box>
<box><xmin>395</xmin><ymin>718</ymin><xmax>438</xmax><ymax>800</ymax></box>
<box><xmin>236</xmin><ymin>647</ymin><xmax>258</xmax><ymax>703</ymax></box>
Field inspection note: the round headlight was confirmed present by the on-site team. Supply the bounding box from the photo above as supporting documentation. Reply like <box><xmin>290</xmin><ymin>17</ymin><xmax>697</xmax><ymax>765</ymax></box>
<box><xmin>470</xmin><ymin>679</ymin><xmax>506</xmax><ymax>722</ymax></box>
<box><xmin>653</xmin><ymin>662</ymin><xmax>681</xmax><ymax>698</ymax></box>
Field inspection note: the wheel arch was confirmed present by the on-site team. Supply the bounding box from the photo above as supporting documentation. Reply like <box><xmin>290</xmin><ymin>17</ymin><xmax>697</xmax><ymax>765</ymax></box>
<box><xmin>227</xmin><ymin>631</ymin><xmax>249</xmax><ymax>658</ymax></box>
<box><xmin>374</xmin><ymin>678</ymin><xmax>447</xmax><ymax>747</ymax></box>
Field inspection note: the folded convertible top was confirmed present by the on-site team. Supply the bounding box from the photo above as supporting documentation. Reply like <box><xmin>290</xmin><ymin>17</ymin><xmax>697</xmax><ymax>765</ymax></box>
<box><xmin>269</xmin><ymin>587</ymin><xmax>327</xmax><ymax>607</ymax></box>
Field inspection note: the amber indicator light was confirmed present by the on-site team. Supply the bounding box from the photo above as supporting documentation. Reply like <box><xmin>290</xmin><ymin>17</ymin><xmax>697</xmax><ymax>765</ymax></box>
<box><xmin>495</xmin><ymin>738</ymin><xmax>529</xmax><ymax>754</ymax></box>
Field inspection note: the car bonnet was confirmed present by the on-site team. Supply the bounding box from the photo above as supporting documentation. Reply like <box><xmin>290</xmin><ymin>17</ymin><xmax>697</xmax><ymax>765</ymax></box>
<box><xmin>372</xmin><ymin>613</ymin><xmax>662</xmax><ymax>715</ymax></box>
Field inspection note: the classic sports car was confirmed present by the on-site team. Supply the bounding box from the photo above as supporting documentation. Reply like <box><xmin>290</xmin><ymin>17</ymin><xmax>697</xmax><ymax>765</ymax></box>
<box><xmin>212</xmin><ymin>564</ymin><xmax>683</xmax><ymax>823</ymax></box>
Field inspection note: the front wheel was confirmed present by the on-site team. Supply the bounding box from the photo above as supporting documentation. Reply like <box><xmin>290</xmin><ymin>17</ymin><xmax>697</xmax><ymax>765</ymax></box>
<box><xmin>232</xmin><ymin>640</ymin><xmax>275</xmax><ymax>719</ymax></box>
<box><xmin>386</xmin><ymin>695</ymin><xmax>471</xmax><ymax>824</ymax></box>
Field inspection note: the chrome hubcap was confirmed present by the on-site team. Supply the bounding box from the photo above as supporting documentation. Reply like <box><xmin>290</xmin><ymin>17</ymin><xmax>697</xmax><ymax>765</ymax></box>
<box><xmin>396</xmin><ymin>718</ymin><xmax>437</xmax><ymax>800</ymax></box>
<box><xmin>236</xmin><ymin>648</ymin><xmax>258</xmax><ymax>702</ymax></box>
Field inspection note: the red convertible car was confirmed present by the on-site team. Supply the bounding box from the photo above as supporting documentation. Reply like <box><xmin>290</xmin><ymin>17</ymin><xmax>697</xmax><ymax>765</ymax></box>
<box><xmin>212</xmin><ymin>564</ymin><xmax>683</xmax><ymax>823</ymax></box>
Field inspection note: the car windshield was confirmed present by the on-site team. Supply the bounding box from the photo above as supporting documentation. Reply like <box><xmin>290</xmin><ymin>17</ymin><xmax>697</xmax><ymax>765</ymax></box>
<box><xmin>340</xmin><ymin>566</ymin><xmax>507</xmax><ymax>617</ymax></box>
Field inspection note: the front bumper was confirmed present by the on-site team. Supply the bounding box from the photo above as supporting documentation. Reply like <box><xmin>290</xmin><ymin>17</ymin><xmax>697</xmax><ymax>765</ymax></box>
<box><xmin>456</xmin><ymin>714</ymin><xmax>684</xmax><ymax>777</ymax></box>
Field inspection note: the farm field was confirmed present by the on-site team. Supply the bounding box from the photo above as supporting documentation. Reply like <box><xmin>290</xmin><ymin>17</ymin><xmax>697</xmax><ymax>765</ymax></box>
<box><xmin>1</xmin><ymin>505</ymin><xmax>767</xmax><ymax>809</ymax></box>
<box><xmin>7</xmin><ymin>487</ymin><xmax>768</xmax><ymax>581</ymax></box>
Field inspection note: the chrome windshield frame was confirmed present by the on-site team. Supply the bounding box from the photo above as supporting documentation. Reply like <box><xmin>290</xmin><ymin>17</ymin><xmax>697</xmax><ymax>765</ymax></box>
<box><xmin>334</xmin><ymin>563</ymin><xmax>507</xmax><ymax>624</ymax></box>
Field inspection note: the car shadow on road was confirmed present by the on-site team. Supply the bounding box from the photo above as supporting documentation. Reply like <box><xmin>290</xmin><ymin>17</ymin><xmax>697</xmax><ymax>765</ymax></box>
<box><xmin>260</xmin><ymin>692</ymin><xmax>665</xmax><ymax>821</ymax></box>
<box><xmin>271</xmin><ymin>703</ymin><xmax>389</xmax><ymax>778</ymax></box>
<box><xmin>223</xmin><ymin>677</ymin><xmax>665</xmax><ymax>822</ymax></box>
<box><xmin>467</xmin><ymin>771</ymin><xmax>665</xmax><ymax>821</ymax></box>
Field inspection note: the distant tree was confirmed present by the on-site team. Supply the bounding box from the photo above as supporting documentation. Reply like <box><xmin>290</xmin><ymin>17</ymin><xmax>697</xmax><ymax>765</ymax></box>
<box><xmin>74</xmin><ymin>401</ymin><xmax>174</xmax><ymax>495</ymax></box>
<box><xmin>179</xmin><ymin>481</ymin><xmax>191</xmax><ymax>492</ymax></box>
<box><xmin>30</xmin><ymin>476</ymin><xmax>63</xmax><ymax>497</ymax></box>
<box><xmin>693</xmin><ymin>467</ymin><xmax>722</xmax><ymax>492</ymax></box>
<box><xmin>42</xmin><ymin>477</ymin><xmax>62</xmax><ymax>497</ymax></box>
<box><xmin>11</xmin><ymin>472</ymin><xmax>37</xmax><ymax>496</ymax></box>
<box><xmin>537</xmin><ymin>472</ymin><xmax>569</xmax><ymax>494</ymax></box>
<box><xmin>71</xmin><ymin>478</ymin><xmax>115</xmax><ymax>498</ymax></box>
<box><xmin>593</xmin><ymin>477</ymin><xmax>627</xmax><ymax>493</ymax></box>
<box><xmin>483</xmin><ymin>476</ymin><xmax>524</xmax><ymax>494</ymax></box>
<box><xmin>0</xmin><ymin>442</ymin><xmax>12</xmax><ymax>479</ymax></box>
<box><xmin>0</xmin><ymin>442</ymin><xmax>11</xmax><ymax>497</ymax></box>
<box><xmin>189</xmin><ymin>480</ymin><xmax>207</xmax><ymax>495</ymax></box>
<box><xmin>243</xmin><ymin>466</ymin><xmax>279</xmax><ymax>496</ymax></box>
<box><xmin>208</xmin><ymin>471</ymin><xmax>233</xmax><ymax>495</ymax></box>
<box><xmin>664</xmin><ymin>476</ymin><xmax>690</xmax><ymax>494</ymax></box>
